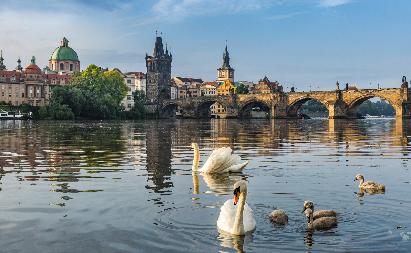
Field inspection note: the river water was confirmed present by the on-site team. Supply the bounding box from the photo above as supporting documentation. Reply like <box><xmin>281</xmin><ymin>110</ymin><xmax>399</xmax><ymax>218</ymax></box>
<box><xmin>0</xmin><ymin>119</ymin><xmax>410</xmax><ymax>253</ymax></box>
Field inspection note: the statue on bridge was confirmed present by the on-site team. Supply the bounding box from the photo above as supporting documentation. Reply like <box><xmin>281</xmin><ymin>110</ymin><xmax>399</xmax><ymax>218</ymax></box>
<box><xmin>336</xmin><ymin>81</ymin><xmax>340</xmax><ymax>91</ymax></box>
<box><xmin>402</xmin><ymin>76</ymin><xmax>408</xmax><ymax>89</ymax></box>
<box><xmin>290</xmin><ymin>86</ymin><xmax>295</xmax><ymax>92</ymax></box>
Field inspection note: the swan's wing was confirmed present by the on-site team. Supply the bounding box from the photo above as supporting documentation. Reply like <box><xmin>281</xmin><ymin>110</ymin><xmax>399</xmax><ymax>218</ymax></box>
<box><xmin>217</xmin><ymin>199</ymin><xmax>236</xmax><ymax>233</ymax></box>
<box><xmin>243</xmin><ymin>202</ymin><xmax>256</xmax><ymax>233</ymax></box>
<box><xmin>201</xmin><ymin>147</ymin><xmax>233</xmax><ymax>173</ymax></box>
<box><xmin>217</xmin><ymin>200</ymin><xmax>256</xmax><ymax>234</ymax></box>
<box><xmin>226</xmin><ymin>160</ymin><xmax>249</xmax><ymax>173</ymax></box>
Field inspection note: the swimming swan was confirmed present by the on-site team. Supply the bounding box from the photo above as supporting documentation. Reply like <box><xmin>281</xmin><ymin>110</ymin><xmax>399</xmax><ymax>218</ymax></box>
<box><xmin>191</xmin><ymin>143</ymin><xmax>248</xmax><ymax>173</ymax></box>
<box><xmin>303</xmin><ymin>201</ymin><xmax>336</xmax><ymax>220</ymax></box>
<box><xmin>354</xmin><ymin>174</ymin><xmax>385</xmax><ymax>191</ymax></box>
<box><xmin>303</xmin><ymin>207</ymin><xmax>337</xmax><ymax>231</ymax></box>
<box><xmin>269</xmin><ymin>209</ymin><xmax>288</xmax><ymax>225</ymax></box>
<box><xmin>217</xmin><ymin>180</ymin><xmax>256</xmax><ymax>235</ymax></box>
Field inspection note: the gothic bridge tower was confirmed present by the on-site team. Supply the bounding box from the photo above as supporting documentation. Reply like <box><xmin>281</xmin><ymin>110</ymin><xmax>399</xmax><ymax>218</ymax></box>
<box><xmin>217</xmin><ymin>46</ymin><xmax>234</xmax><ymax>82</ymax></box>
<box><xmin>145</xmin><ymin>35</ymin><xmax>172</xmax><ymax>113</ymax></box>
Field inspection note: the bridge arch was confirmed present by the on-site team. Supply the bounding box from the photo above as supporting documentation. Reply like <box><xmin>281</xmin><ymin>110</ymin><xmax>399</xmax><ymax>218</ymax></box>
<box><xmin>239</xmin><ymin>99</ymin><xmax>271</xmax><ymax>118</ymax></box>
<box><xmin>346</xmin><ymin>94</ymin><xmax>399</xmax><ymax>117</ymax></box>
<box><xmin>287</xmin><ymin>96</ymin><xmax>329</xmax><ymax>118</ymax></box>
<box><xmin>196</xmin><ymin>98</ymin><xmax>231</xmax><ymax>118</ymax></box>
<box><xmin>160</xmin><ymin>103</ymin><xmax>179</xmax><ymax>118</ymax></box>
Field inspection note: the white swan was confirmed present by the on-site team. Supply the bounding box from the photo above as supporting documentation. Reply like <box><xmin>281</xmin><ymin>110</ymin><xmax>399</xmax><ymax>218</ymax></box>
<box><xmin>191</xmin><ymin>143</ymin><xmax>248</xmax><ymax>173</ymax></box>
<box><xmin>217</xmin><ymin>180</ymin><xmax>256</xmax><ymax>235</ymax></box>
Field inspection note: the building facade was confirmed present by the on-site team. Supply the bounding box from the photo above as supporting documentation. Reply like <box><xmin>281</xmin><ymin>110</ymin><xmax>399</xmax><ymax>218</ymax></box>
<box><xmin>0</xmin><ymin>38</ymin><xmax>79</xmax><ymax>107</ymax></box>
<box><xmin>145</xmin><ymin>36</ymin><xmax>172</xmax><ymax>108</ymax></box>
<box><xmin>121</xmin><ymin>71</ymin><xmax>146</xmax><ymax>111</ymax></box>
<box><xmin>254</xmin><ymin>76</ymin><xmax>283</xmax><ymax>94</ymax></box>
<box><xmin>200</xmin><ymin>82</ymin><xmax>218</xmax><ymax>96</ymax></box>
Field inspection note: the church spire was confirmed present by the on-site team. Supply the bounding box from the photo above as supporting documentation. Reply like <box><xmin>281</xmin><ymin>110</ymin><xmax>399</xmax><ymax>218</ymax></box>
<box><xmin>222</xmin><ymin>45</ymin><xmax>231</xmax><ymax>69</ymax></box>
<box><xmin>0</xmin><ymin>50</ymin><xmax>6</xmax><ymax>70</ymax></box>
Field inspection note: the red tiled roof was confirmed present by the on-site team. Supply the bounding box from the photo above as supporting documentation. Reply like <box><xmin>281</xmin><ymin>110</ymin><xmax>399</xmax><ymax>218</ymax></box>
<box><xmin>25</xmin><ymin>64</ymin><xmax>42</xmax><ymax>74</ymax></box>
<box><xmin>175</xmin><ymin>77</ymin><xmax>203</xmax><ymax>83</ymax></box>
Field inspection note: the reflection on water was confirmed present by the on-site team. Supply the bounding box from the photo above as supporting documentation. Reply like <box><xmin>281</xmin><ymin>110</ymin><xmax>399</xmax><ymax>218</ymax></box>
<box><xmin>218</xmin><ymin>230</ymin><xmax>253</xmax><ymax>253</ymax></box>
<box><xmin>0</xmin><ymin>119</ymin><xmax>410</xmax><ymax>252</ymax></box>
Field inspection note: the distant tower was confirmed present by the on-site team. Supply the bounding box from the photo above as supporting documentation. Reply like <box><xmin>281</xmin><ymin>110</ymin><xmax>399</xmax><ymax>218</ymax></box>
<box><xmin>217</xmin><ymin>46</ymin><xmax>234</xmax><ymax>82</ymax></box>
<box><xmin>145</xmin><ymin>35</ymin><xmax>172</xmax><ymax>106</ymax></box>
<box><xmin>16</xmin><ymin>58</ymin><xmax>23</xmax><ymax>71</ymax></box>
<box><xmin>0</xmin><ymin>50</ymin><xmax>6</xmax><ymax>70</ymax></box>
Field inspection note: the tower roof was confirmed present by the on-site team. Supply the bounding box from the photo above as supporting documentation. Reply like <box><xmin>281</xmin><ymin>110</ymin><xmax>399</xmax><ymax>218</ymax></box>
<box><xmin>221</xmin><ymin>45</ymin><xmax>232</xmax><ymax>69</ymax></box>
<box><xmin>0</xmin><ymin>50</ymin><xmax>6</xmax><ymax>70</ymax></box>
<box><xmin>50</xmin><ymin>37</ymin><xmax>79</xmax><ymax>61</ymax></box>
<box><xmin>25</xmin><ymin>56</ymin><xmax>42</xmax><ymax>74</ymax></box>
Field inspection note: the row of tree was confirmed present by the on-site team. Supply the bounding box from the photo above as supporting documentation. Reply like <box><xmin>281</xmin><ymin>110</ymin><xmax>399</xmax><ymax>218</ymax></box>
<box><xmin>38</xmin><ymin>65</ymin><xmax>146</xmax><ymax>120</ymax></box>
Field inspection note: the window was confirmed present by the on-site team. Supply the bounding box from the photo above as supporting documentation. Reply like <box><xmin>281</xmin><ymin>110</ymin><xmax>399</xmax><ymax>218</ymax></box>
<box><xmin>127</xmin><ymin>104</ymin><xmax>132</xmax><ymax>108</ymax></box>
<box><xmin>60</xmin><ymin>63</ymin><xmax>64</xmax><ymax>70</ymax></box>
<box><xmin>22</xmin><ymin>93</ymin><xmax>24</xmax><ymax>98</ymax></box>
<box><xmin>70</xmin><ymin>64</ymin><xmax>73</xmax><ymax>71</ymax></box>
<box><xmin>127</xmin><ymin>95</ymin><xmax>132</xmax><ymax>100</ymax></box>
<box><xmin>127</xmin><ymin>79</ymin><xmax>132</xmax><ymax>84</ymax></box>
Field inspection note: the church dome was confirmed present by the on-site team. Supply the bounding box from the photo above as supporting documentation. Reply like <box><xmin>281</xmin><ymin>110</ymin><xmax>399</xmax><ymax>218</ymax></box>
<box><xmin>50</xmin><ymin>37</ymin><xmax>79</xmax><ymax>61</ymax></box>
<box><xmin>25</xmin><ymin>56</ymin><xmax>42</xmax><ymax>74</ymax></box>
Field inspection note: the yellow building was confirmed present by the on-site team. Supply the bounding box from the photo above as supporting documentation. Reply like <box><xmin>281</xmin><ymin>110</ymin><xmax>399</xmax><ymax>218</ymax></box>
<box><xmin>216</xmin><ymin>80</ymin><xmax>236</xmax><ymax>96</ymax></box>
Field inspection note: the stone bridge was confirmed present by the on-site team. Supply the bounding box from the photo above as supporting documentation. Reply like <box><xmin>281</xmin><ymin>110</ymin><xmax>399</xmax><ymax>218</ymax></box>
<box><xmin>160</xmin><ymin>86</ymin><xmax>411</xmax><ymax>119</ymax></box>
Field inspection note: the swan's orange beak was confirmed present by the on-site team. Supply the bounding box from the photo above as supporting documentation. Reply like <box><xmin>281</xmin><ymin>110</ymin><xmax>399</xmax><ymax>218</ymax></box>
<box><xmin>233</xmin><ymin>194</ymin><xmax>239</xmax><ymax>205</ymax></box>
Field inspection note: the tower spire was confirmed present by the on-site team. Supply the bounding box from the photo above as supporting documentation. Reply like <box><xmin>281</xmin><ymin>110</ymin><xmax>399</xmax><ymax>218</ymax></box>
<box><xmin>16</xmin><ymin>57</ymin><xmax>22</xmax><ymax>71</ymax></box>
<box><xmin>0</xmin><ymin>50</ymin><xmax>6</xmax><ymax>70</ymax></box>
<box><xmin>222</xmin><ymin>44</ymin><xmax>230</xmax><ymax>69</ymax></box>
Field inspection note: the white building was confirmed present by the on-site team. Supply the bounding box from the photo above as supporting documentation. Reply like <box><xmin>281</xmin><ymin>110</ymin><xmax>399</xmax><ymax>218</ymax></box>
<box><xmin>122</xmin><ymin>72</ymin><xmax>146</xmax><ymax>111</ymax></box>
<box><xmin>171</xmin><ymin>81</ymin><xmax>178</xmax><ymax>99</ymax></box>
<box><xmin>200</xmin><ymin>82</ymin><xmax>218</xmax><ymax>96</ymax></box>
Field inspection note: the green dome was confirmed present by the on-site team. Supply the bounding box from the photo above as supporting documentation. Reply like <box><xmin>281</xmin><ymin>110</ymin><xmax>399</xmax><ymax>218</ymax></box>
<box><xmin>50</xmin><ymin>37</ymin><xmax>79</xmax><ymax>61</ymax></box>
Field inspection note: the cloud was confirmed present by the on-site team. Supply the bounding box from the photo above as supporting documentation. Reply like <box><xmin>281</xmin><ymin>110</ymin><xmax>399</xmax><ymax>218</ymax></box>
<box><xmin>267</xmin><ymin>11</ymin><xmax>303</xmax><ymax>21</ymax></box>
<box><xmin>151</xmin><ymin>0</ymin><xmax>279</xmax><ymax>21</ymax></box>
<box><xmin>319</xmin><ymin>0</ymin><xmax>352</xmax><ymax>7</ymax></box>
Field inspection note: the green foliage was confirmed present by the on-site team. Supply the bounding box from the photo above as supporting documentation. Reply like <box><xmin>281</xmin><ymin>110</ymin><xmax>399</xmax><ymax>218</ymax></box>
<box><xmin>43</xmin><ymin>64</ymin><xmax>133</xmax><ymax>120</ymax></box>
<box><xmin>237</xmin><ymin>83</ymin><xmax>249</xmax><ymax>94</ymax></box>
<box><xmin>357</xmin><ymin>100</ymin><xmax>395</xmax><ymax>116</ymax></box>
<box><xmin>123</xmin><ymin>90</ymin><xmax>146</xmax><ymax>119</ymax></box>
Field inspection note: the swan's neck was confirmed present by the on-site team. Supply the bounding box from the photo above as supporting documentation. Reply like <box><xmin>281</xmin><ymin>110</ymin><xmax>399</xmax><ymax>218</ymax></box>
<box><xmin>192</xmin><ymin>144</ymin><xmax>200</xmax><ymax>172</ymax></box>
<box><xmin>192</xmin><ymin>172</ymin><xmax>199</xmax><ymax>194</ymax></box>
<box><xmin>232</xmin><ymin>192</ymin><xmax>246</xmax><ymax>235</ymax></box>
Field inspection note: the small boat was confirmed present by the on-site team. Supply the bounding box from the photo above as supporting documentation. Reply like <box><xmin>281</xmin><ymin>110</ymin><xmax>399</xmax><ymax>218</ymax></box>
<box><xmin>0</xmin><ymin>111</ymin><xmax>24</xmax><ymax>120</ymax></box>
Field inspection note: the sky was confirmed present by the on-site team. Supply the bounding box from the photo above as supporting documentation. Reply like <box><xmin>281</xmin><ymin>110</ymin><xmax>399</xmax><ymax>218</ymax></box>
<box><xmin>0</xmin><ymin>0</ymin><xmax>410</xmax><ymax>91</ymax></box>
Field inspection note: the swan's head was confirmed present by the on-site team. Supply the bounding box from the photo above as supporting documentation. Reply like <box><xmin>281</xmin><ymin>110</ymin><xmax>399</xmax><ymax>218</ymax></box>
<box><xmin>354</xmin><ymin>174</ymin><xmax>364</xmax><ymax>182</ymax></box>
<box><xmin>233</xmin><ymin>180</ymin><xmax>248</xmax><ymax>205</ymax></box>
<box><xmin>302</xmin><ymin>200</ymin><xmax>314</xmax><ymax>213</ymax></box>
<box><xmin>191</xmin><ymin>143</ymin><xmax>199</xmax><ymax>149</ymax></box>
